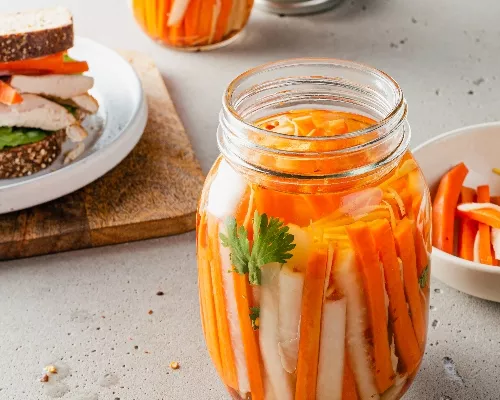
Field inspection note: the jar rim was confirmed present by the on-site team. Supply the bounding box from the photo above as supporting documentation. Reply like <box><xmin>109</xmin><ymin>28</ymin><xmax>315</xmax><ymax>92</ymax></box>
<box><xmin>223</xmin><ymin>57</ymin><xmax>405</xmax><ymax>142</ymax></box>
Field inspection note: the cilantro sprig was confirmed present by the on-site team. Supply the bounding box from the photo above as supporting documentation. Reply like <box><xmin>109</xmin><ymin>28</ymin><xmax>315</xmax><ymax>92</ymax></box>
<box><xmin>220</xmin><ymin>211</ymin><xmax>295</xmax><ymax>285</ymax></box>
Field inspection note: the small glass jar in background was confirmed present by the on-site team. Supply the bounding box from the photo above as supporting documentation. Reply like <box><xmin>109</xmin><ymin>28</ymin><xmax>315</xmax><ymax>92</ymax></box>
<box><xmin>255</xmin><ymin>0</ymin><xmax>342</xmax><ymax>15</ymax></box>
<box><xmin>132</xmin><ymin>0</ymin><xmax>254</xmax><ymax>51</ymax></box>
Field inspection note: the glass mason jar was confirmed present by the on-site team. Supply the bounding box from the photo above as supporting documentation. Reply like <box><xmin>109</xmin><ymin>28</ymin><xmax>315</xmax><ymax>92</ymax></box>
<box><xmin>131</xmin><ymin>0</ymin><xmax>254</xmax><ymax>51</ymax></box>
<box><xmin>197</xmin><ymin>59</ymin><xmax>431</xmax><ymax>400</ymax></box>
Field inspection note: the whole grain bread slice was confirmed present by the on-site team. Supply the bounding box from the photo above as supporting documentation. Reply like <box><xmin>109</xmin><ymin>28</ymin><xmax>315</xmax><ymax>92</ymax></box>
<box><xmin>0</xmin><ymin>129</ymin><xmax>65</xmax><ymax>179</ymax></box>
<box><xmin>0</xmin><ymin>7</ymin><xmax>73</xmax><ymax>63</ymax></box>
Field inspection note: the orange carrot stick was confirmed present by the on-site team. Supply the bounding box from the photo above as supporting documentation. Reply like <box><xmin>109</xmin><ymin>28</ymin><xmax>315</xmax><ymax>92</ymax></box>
<box><xmin>372</xmin><ymin>219</ymin><xmax>421</xmax><ymax>374</ymax></box>
<box><xmin>346</xmin><ymin>222</ymin><xmax>395</xmax><ymax>393</ymax></box>
<box><xmin>207</xmin><ymin>217</ymin><xmax>239</xmax><ymax>390</ymax></box>
<box><xmin>214</xmin><ymin>0</ymin><xmax>233</xmax><ymax>43</ymax></box>
<box><xmin>198</xmin><ymin>247</ymin><xmax>223</xmax><ymax>377</ymax></box>
<box><xmin>169</xmin><ymin>21</ymin><xmax>185</xmax><ymax>47</ymax></box>
<box><xmin>342</xmin><ymin>352</ymin><xmax>359</xmax><ymax>400</ymax></box>
<box><xmin>233</xmin><ymin>274</ymin><xmax>265</xmax><ymax>400</ymax></box>
<box><xmin>456</xmin><ymin>203</ymin><xmax>500</xmax><ymax>228</ymax></box>
<box><xmin>295</xmin><ymin>250</ymin><xmax>329</xmax><ymax>400</ymax></box>
<box><xmin>413</xmin><ymin>222</ymin><xmax>429</xmax><ymax>278</ymax></box>
<box><xmin>157</xmin><ymin>0</ymin><xmax>169</xmax><ymax>40</ymax></box>
<box><xmin>432</xmin><ymin>162</ymin><xmax>469</xmax><ymax>253</ymax></box>
<box><xmin>198</xmin><ymin>0</ymin><xmax>215</xmax><ymax>45</ymax></box>
<box><xmin>458</xmin><ymin>187</ymin><xmax>477</xmax><ymax>261</ymax></box>
<box><xmin>184</xmin><ymin>0</ymin><xmax>202</xmax><ymax>46</ymax></box>
<box><xmin>394</xmin><ymin>218</ymin><xmax>427</xmax><ymax>351</ymax></box>
<box><xmin>491</xmin><ymin>196</ymin><xmax>500</xmax><ymax>206</ymax></box>
<box><xmin>476</xmin><ymin>185</ymin><xmax>494</xmax><ymax>265</ymax></box>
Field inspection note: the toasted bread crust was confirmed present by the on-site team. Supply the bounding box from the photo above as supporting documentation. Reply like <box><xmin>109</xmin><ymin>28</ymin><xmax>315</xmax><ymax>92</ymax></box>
<box><xmin>0</xmin><ymin>129</ymin><xmax>65</xmax><ymax>178</ymax></box>
<box><xmin>0</xmin><ymin>23</ymin><xmax>73</xmax><ymax>62</ymax></box>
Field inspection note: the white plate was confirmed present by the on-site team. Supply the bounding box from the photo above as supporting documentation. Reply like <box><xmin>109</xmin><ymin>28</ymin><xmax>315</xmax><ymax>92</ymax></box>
<box><xmin>413</xmin><ymin>122</ymin><xmax>500</xmax><ymax>302</ymax></box>
<box><xmin>0</xmin><ymin>37</ymin><xmax>148</xmax><ymax>214</ymax></box>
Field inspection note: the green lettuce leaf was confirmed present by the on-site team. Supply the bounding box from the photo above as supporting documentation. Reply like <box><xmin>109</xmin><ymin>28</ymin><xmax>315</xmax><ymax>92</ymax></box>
<box><xmin>0</xmin><ymin>127</ymin><xmax>51</xmax><ymax>150</ymax></box>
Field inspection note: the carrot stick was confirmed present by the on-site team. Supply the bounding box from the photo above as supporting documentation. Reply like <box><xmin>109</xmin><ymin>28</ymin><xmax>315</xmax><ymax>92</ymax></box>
<box><xmin>342</xmin><ymin>352</ymin><xmax>359</xmax><ymax>400</ymax></box>
<box><xmin>198</xmin><ymin>246</ymin><xmax>223</xmax><ymax>377</ymax></box>
<box><xmin>346</xmin><ymin>222</ymin><xmax>395</xmax><ymax>393</ymax></box>
<box><xmin>232</xmin><ymin>273</ymin><xmax>265</xmax><ymax>400</ymax></box>
<box><xmin>157</xmin><ymin>0</ymin><xmax>169</xmax><ymax>40</ymax></box>
<box><xmin>432</xmin><ymin>162</ymin><xmax>469</xmax><ymax>253</ymax></box>
<box><xmin>372</xmin><ymin>220</ymin><xmax>421</xmax><ymax>374</ymax></box>
<box><xmin>184</xmin><ymin>0</ymin><xmax>202</xmax><ymax>46</ymax></box>
<box><xmin>207</xmin><ymin>216</ymin><xmax>239</xmax><ymax>390</ymax></box>
<box><xmin>213</xmin><ymin>0</ymin><xmax>233</xmax><ymax>43</ymax></box>
<box><xmin>198</xmin><ymin>0</ymin><xmax>215</xmax><ymax>45</ymax></box>
<box><xmin>169</xmin><ymin>21</ymin><xmax>185</xmax><ymax>47</ymax></box>
<box><xmin>477</xmin><ymin>185</ymin><xmax>494</xmax><ymax>265</ymax></box>
<box><xmin>456</xmin><ymin>203</ymin><xmax>500</xmax><ymax>228</ymax></box>
<box><xmin>458</xmin><ymin>187</ymin><xmax>477</xmax><ymax>261</ymax></box>
<box><xmin>394</xmin><ymin>218</ymin><xmax>426</xmax><ymax>351</ymax></box>
<box><xmin>413</xmin><ymin>223</ymin><xmax>429</xmax><ymax>278</ymax></box>
<box><xmin>295</xmin><ymin>250</ymin><xmax>329</xmax><ymax>400</ymax></box>
<box><xmin>491</xmin><ymin>196</ymin><xmax>500</xmax><ymax>206</ymax></box>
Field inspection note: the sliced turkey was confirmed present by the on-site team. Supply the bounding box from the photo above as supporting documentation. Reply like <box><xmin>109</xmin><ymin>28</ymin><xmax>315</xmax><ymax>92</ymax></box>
<box><xmin>10</xmin><ymin>74</ymin><xmax>94</xmax><ymax>99</ymax></box>
<box><xmin>66</xmin><ymin>123</ymin><xmax>88</xmax><ymax>142</ymax></box>
<box><xmin>0</xmin><ymin>94</ymin><xmax>76</xmax><ymax>131</ymax></box>
<box><xmin>50</xmin><ymin>94</ymin><xmax>99</xmax><ymax>114</ymax></box>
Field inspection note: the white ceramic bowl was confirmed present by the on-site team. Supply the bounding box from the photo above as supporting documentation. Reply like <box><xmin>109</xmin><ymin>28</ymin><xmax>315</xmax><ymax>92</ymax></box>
<box><xmin>413</xmin><ymin>122</ymin><xmax>500</xmax><ymax>302</ymax></box>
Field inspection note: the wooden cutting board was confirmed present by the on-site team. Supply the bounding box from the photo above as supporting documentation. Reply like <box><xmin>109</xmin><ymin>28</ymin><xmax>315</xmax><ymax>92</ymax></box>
<box><xmin>0</xmin><ymin>51</ymin><xmax>205</xmax><ymax>261</ymax></box>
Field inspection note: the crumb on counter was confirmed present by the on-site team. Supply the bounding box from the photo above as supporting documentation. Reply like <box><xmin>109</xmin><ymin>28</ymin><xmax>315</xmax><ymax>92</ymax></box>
<box><xmin>156</xmin><ymin>291</ymin><xmax>164</xmax><ymax>296</ymax></box>
<box><xmin>148</xmin><ymin>309</ymin><xmax>153</xmax><ymax>315</ymax></box>
<box><xmin>40</xmin><ymin>374</ymin><xmax>49</xmax><ymax>383</ymax></box>
<box><xmin>170</xmin><ymin>361</ymin><xmax>180</xmax><ymax>370</ymax></box>
<box><xmin>44</xmin><ymin>365</ymin><xmax>57</xmax><ymax>374</ymax></box>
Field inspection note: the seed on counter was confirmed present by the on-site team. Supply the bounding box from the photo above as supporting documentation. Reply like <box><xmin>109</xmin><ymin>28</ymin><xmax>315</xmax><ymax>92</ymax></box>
<box><xmin>156</xmin><ymin>291</ymin><xmax>164</xmax><ymax>296</ymax></box>
<box><xmin>148</xmin><ymin>309</ymin><xmax>153</xmax><ymax>315</ymax></box>
<box><xmin>170</xmin><ymin>361</ymin><xmax>180</xmax><ymax>370</ymax></box>
<box><xmin>40</xmin><ymin>374</ymin><xmax>49</xmax><ymax>383</ymax></box>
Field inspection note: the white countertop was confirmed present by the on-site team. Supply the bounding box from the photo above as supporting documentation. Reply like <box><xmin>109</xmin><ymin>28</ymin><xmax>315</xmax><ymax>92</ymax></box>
<box><xmin>2</xmin><ymin>0</ymin><xmax>500</xmax><ymax>399</ymax></box>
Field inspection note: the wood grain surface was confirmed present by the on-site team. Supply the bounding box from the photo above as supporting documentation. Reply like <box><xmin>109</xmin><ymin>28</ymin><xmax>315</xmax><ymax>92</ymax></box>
<box><xmin>0</xmin><ymin>51</ymin><xmax>205</xmax><ymax>260</ymax></box>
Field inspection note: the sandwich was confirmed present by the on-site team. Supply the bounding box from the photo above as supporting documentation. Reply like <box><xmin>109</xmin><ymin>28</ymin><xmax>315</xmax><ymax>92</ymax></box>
<box><xmin>0</xmin><ymin>7</ymin><xmax>98</xmax><ymax>179</ymax></box>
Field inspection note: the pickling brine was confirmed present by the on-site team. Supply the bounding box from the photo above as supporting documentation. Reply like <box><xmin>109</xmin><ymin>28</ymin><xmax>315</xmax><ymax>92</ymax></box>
<box><xmin>197</xmin><ymin>60</ymin><xmax>431</xmax><ymax>400</ymax></box>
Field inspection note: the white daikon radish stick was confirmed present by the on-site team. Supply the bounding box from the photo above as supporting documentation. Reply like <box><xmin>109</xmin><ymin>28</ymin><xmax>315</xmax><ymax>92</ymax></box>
<box><xmin>167</xmin><ymin>0</ymin><xmax>191</xmax><ymax>26</ymax></box>
<box><xmin>473</xmin><ymin>230</ymin><xmax>480</xmax><ymax>263</ymax></box>
<box><xmin>381</xmin><ymin>374</ymin><xmax>407</xmax><ymax>400</ymax></box>
<box><xmin>219</xmin><ymin>226</ymin><xmax>250</xmax><ymax>396</ymax></box>
<box><xmin>334</xmin><ymin>248</ymin><xmax>379</xmax><ymax>400</ymax></box>
<box><xmin>389</xmin><ymin>336</ymin><xmax>398</xmax><ymax>373</ymax></box>
<box><xmin>492</xmin><ymin>228</ymin><xmax>500</xmax><ymax>260</ymax></box>
<box><xmin>260</xmin><ymin>263</ymin><xmax>294</xmax><ymax>400</ymax></box>
<box><xmin>208</xmin><ymin>0</ymin><xmax>222</xmax><ymax>44</ymax></box>
<box><xmin>278</xmin><ymin>266</ymin><xmax>305</xmax><ymax>373</ymax></box>
<box><xmin>316</xmin><ymin>298</ymin><xmax>347</xmax><ymax>400</ymax></box>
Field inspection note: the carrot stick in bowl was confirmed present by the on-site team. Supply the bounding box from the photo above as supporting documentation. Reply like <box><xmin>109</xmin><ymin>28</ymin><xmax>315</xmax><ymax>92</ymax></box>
<box><xmin>432</xmin><ymin>162</ymin><xmax>469</xmax><ymax>253</ymax></box>
<box><xmin>477</xmin><ymin>185</ymin><xmax>494</xmax><ymax>265</ymax></box>
<box><xmin>458</xmin><ymin>187</ymin><xmax>477</xmax><ymax>261</ymax></box>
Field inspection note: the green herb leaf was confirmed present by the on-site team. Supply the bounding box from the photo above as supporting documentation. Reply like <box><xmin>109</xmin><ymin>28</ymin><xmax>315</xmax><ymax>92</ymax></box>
<box><xmin>220</xmin><ymin>217</ymin><xmax>250</xmax><ymax>275</ymax></box>
<box><xmin>249</xmin><ymin>307</ymin><xmax>260</xmax><ymax>330</ymax></box>
<box><xmin>0</xmin><ymin>126</ymin><xmax>50</xmax><ymax>150</ymax></box>
<box><xmin>220</xmin><ymin>211</ymin><xmax>295</xmax><ymax>285</ymax></box>
<box><xmin>418</xmin><ymin>266</ymin><xmax>429</xmax><ymax>288</ymax></box>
